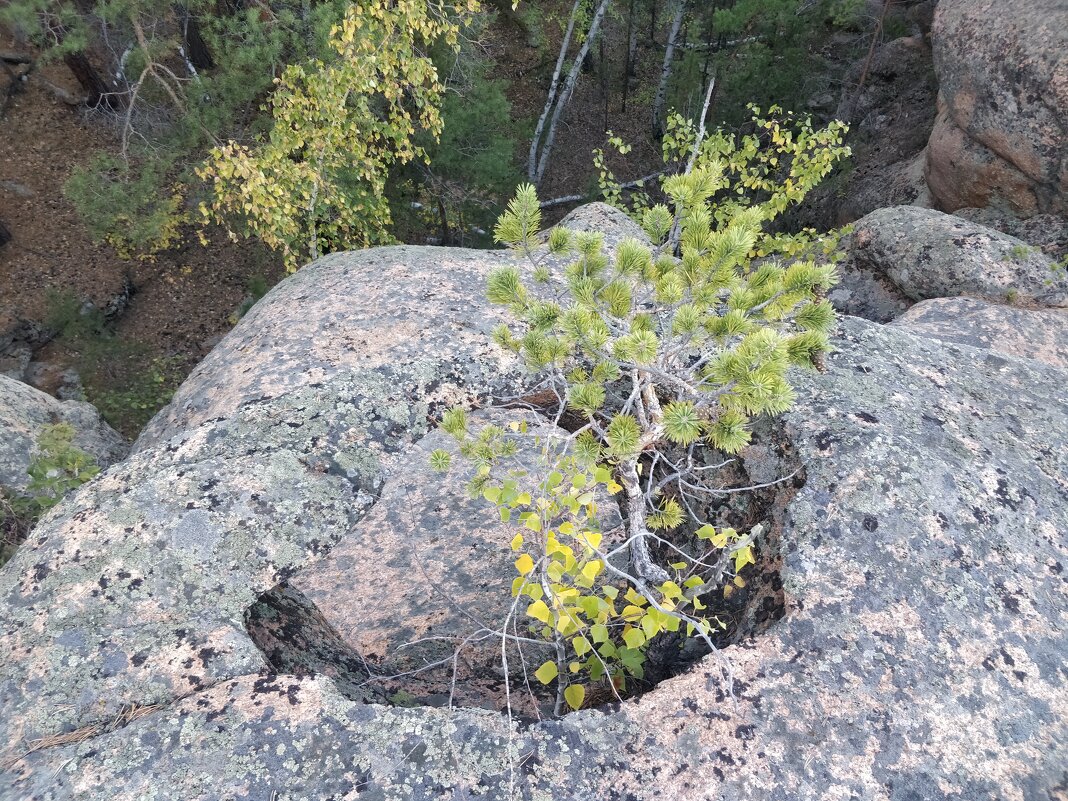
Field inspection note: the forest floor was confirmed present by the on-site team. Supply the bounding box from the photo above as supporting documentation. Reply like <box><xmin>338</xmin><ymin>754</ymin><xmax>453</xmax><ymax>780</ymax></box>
<box><xmin>0</xmin><ymin>28</ymin><xmax>285</xmax><ymax>436</ymax></box>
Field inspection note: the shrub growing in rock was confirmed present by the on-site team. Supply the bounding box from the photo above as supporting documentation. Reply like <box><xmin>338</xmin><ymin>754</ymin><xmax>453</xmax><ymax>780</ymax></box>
<box><xmin>434</xmin><ymin>109</ymin><xmax>848</xmax><ymax>714</ymax></box>
<box><xmin>1</xmin><ymin>423</ymin><xmax>100</xmax><ymax>566</ymax></box>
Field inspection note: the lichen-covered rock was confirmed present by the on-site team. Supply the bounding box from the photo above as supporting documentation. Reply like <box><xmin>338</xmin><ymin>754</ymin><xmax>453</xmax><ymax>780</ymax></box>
<box><xmin>953</xmin><ymin>207</ymin><xmax>1068</xmax><ymax>262</ymax></box>
<box><xmin>0</xmin><ymin>374</ymin><xmax>126</xmax><ymax>493</ymax></box>
<box><xmin>273</xmin><ymin>407</ymin><xmax>620</xmax><ymax>715</ymax></box>
<box><xmin>555</xmin><ymin>201</ymin><xmax>649</xmax><ymax>250</ymax></box>
<box><xmin>851</xmin><ymin>205</ymin><xmax>1068</xmax><ymax>307</ymax></box>
<box><xmin>3</xmin><ymin>306</ymin><xmax>1065</xmax><ymax>800</ymax></box>
<box><xmin>828</xmin><ymin>250</ymin><xmax>914</xmax><ymax>323</ymax></box>
<box><xmin>892</xmin><ymin>296</ymin><xmax>1068</xmax><ymax>368</ymax></box>
<box><xmin>136</xmin><ymin>245</ymin><xmax>529</xmax><ymax>448</ymax></box>
<box><xmin>834</xmin><ymin>36</ymin><xmax>938</xmax><ymax>224</ymax></box>
<box><xmin>926</xmin><ymin>0</ymin><xmax>1068</xmax><ymax>214</ymax></box>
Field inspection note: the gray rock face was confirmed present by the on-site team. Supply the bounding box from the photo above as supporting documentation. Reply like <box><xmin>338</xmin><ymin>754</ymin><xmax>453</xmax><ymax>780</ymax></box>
<box><xmin>892</xmin><ymin>296</ymin><xmax>1068</xmax><ymax>368</ymax></box>
<box><xmin>834</xmin><ymin>36</ymin><xmax>938</xmax><ymax>224</ymax></box>
<box><xmin>926</xmin><ymin>0</ymin><xmax>1068</xmax><ymax>214</ymax></box>
<box><xmin>262</xmin><ymin>407</ymin><xmax>620</xmax><ymax>716</ymax></box>
<box><xmin>135</xmin><ymin>245</ymin><xmax>528</xmax><ymax>449</ymax></box>
<box><xmin>828</xmin><ymin>250</ymin><xmax>914</xmax><ymax>323</ymax></box>
<box><xmin>851</xmin><ymin>205</ymin><xmax>1068</xmax><ymax>307</ymax></box>
<box><xmin>953</xmin><ymin>207</ymin><xmax>1068</xmax><ymax>263</ymax></box>
<box><xmin>0</xmin><ymin>374</ymin><xmax>126</xmax><ymax>494</ymax></box>
<box><xmin>2</xmin><ymin>223</ymin><xmax>1066</xmax><ymax>799</ymax></box>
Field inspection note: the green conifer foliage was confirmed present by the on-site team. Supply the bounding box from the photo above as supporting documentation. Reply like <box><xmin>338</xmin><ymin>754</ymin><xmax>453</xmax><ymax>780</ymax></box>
<box><xmin>435</xmin><ymin>108</ymin><xmax>848</xmax><ymax>714</ymax></box>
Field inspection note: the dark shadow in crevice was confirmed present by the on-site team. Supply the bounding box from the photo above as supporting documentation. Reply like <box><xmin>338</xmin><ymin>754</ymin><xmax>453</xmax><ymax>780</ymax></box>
<box><xmin>244</xmin><ymin>582</ymin><xmax>386</xmax><ymax>704</ymax></box>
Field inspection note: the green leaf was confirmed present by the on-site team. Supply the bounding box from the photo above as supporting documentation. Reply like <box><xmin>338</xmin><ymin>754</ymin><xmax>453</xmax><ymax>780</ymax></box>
<box><xmin>534</xmin><ymin>660</ymin><xmax>559</xmax><ymax>685</ymax></box>
<box><xmin>564</xmin><ymin>683</ymin><xmax>586</xmax><ymax>710</ymax></box>
<box><xmin>623</xmin><ymin>628</ymin><xmax>646</xmax><ymax>649</ymax></box>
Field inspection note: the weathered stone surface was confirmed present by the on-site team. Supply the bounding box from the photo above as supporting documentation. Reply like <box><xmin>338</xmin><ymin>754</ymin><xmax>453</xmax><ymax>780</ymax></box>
<box><xmin>834</xmin><ymin>36</ymin><xmax>938</xmax><ymax>224</ymax></box>
<box><xmin>926</xmin><ymin>0</ymin><xmax>1068</xmax><ymax>214</ymax></box>
<box><xmin>277</xmin><ymin>407</ymin><xmax>620</xmax><ymax>715</ymax></box>
<box><xmin>0</xmin><ymin>374</ymin><xmax>126</xmax><ymax>494</ymax></box>
<box><xmin>136</xmin><ymin>245</ymin><xmax>528</xmax><ymax>448</ymax></box>
<box><xmin>555</xmin><ymin>201</ymin><xmax>649</xmax><ymax>250</ymax></box>
<box><xmin>953</xmin><ymin>207</ymin><xmax>1068</xmax><ymax>262</ymax></box>
<box><xmin>828</xmin><ymin>248</ymin><xmax>914</xmax><ymax>323</ymax></box>
<box><xmin>3</xmin><ymin>305</ymin><xmax>1066</xmax><ymax>799</ymax></box>
<box><xmin>851</xmin><ymin>205</ymin><xmax>1068</xmax><ymax>307</ymax></box>
<box><xmin>892</xmin><ymin>296</ymin><xmax>1068</xmax><ymax>368</ymax></box>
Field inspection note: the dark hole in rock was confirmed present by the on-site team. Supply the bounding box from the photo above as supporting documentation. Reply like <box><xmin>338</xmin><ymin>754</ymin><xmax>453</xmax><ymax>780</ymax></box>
<box><xmin>244</xmin><ymin>413</ymin><xmax>801</xmax><ymax>718</ymax></box>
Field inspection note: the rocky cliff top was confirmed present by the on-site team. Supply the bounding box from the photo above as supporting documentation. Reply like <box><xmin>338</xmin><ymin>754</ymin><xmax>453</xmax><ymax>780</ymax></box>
<box><xmin>1</xmin><ymin>205</ymin><xmax>1065</xmax><ymax>800</ymax></box>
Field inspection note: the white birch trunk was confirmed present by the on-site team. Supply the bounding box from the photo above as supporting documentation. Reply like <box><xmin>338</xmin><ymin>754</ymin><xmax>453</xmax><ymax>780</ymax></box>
<box><xmin>533</xmin><ymin>0</ymin><xmax>613</xmax><ymax>187</ymax></box>
<box><xmin>527</xmin><ymin>0</ymin><xmax>584</xmax><ymax>181</ymax></box>
<box><xmin>651</xmin><ymin>0</ymin><xmax>687</xmax><ymax>137</ymax></box>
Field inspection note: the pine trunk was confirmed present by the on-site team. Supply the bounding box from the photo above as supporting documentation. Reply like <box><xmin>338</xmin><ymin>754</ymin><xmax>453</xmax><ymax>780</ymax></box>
<box><xmin>63</xmin><ymin>51</ymin><xmax>118</xmax><ymax>110</ymax></box>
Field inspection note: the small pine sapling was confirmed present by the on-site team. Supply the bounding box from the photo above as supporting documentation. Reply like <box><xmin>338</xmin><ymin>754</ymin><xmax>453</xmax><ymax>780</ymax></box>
<box><xmin>434</xmin><ymin>108</ymin><xmax>848</xmax><ymax>714</ymax></box>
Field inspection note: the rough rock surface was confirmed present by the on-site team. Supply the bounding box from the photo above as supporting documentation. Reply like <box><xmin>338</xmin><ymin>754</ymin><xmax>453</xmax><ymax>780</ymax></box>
<box><xmin>257</xmin><ymin>407</ymin><xmax>621</xmax><ymax>716</ymax></box>
<box><xmin>953</xmin><ymin>207</ymin><xmax>1068</xmax><ymax>262</ymax></box>
<box><xmin>926</xmin><ymin>0</ymin><xmax>1068</xmax><ymax>214</ymax></box>
<box><xmin>892</xmin><ymin>296</ymin><xmax>1068</xmax><ymax>369</ymax></box>
<box><xmin>135</xmin><ymin>246</ymin><xmax>529</xmax><ymax>449</ymax></box>
<box><xmin>0</xmin><ymin>374</ymin><xmax>126</xmax><ymax>494</ymax></box>
<box><xmin>834</xmin><ymin>36</ymin><xmax>938</xmax><ymax>224</ymax></box>
<box><xmin>828</xmin><ymin>247</ymin><xmax>914</xmax><ymax>323</ymax></box>
<box><xmin>2</xmin><ymin>225</ymin><xmax>1067</xmax><ymax>798</ymax></box>
<box><xmin>850</xmin><ymin>205</ymin><xmax>1068</xmax><ymax>307</ymax></box>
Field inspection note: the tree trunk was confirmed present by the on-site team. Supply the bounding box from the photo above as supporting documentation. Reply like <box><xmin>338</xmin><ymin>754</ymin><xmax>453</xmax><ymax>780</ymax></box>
<box><xmin>63</xmin><ymin>51</ymin><xmax>118</xmax><ymax>110</ymax></box>
<box><xmin>528</xmin><ymin>0</ymin><xmax>584</xmax><ymax>181</ymax></box>
<box><xmin>533</xmin><ymin>0</ymin><xmax>613</xmax><ymax>187</ymax></box>
<box><xmin>651</xmin><ymin>0</ymin><xmax>687</xmax><ymax>138</ymax></box>
<box><xmin>622</xmin><ymin>0</ymin><xmax>636</xmax><ymax>112</ymax></box>
<box><xmin>177</xmin><ymin>6</ymin><xmax>214</xmax><ymax>71</ymax></box>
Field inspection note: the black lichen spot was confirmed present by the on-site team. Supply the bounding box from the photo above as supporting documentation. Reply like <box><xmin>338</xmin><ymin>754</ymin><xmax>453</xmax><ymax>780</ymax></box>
<box><xmin>994</xmin><ymin>479</ymin><xmax>1023</xmax><ymax>511</ymax></box>
<box><xmin>863</xmin><ymin>516</ymin><xmax>879</xmax><ymax>532</ymax></box>
<box><xmin>734</xmin><ymin>724</ymin><xmax>756</xmax><ymax>742</ymax></box>
<box><xmin>33</xmin><ymin>563</ymin><xmax>51</xmax><ymax>583</ymax></box>
<box><xmin>198</xmin><ymin>647</ymin><xmax>219</xmax><ymax>669</ymax></box>
<box><xmin>131</xmin><ymin>650</ymin><xmax>149</xmax><ymax>667</ymax></box>
<box><xmin>855</xmin><ymin>411</ymin><xmax>879</xmax><ymax>424</ymax></box>
<box><xmin>814</xmin><ymin>431</ymin><xmax>834</xmax><ymax>453</ymax></box>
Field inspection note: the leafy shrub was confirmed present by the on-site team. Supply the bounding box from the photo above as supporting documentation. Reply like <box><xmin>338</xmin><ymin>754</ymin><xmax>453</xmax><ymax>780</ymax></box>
<box><xmin>434</xmin><ymin>108</ymin><xmax>848</xmax><ymax>713</ymax></box>
<box><xmin>1</xmin><ymin>424</ymin><xmax>100</xmax><ymax>567</ymax></box>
